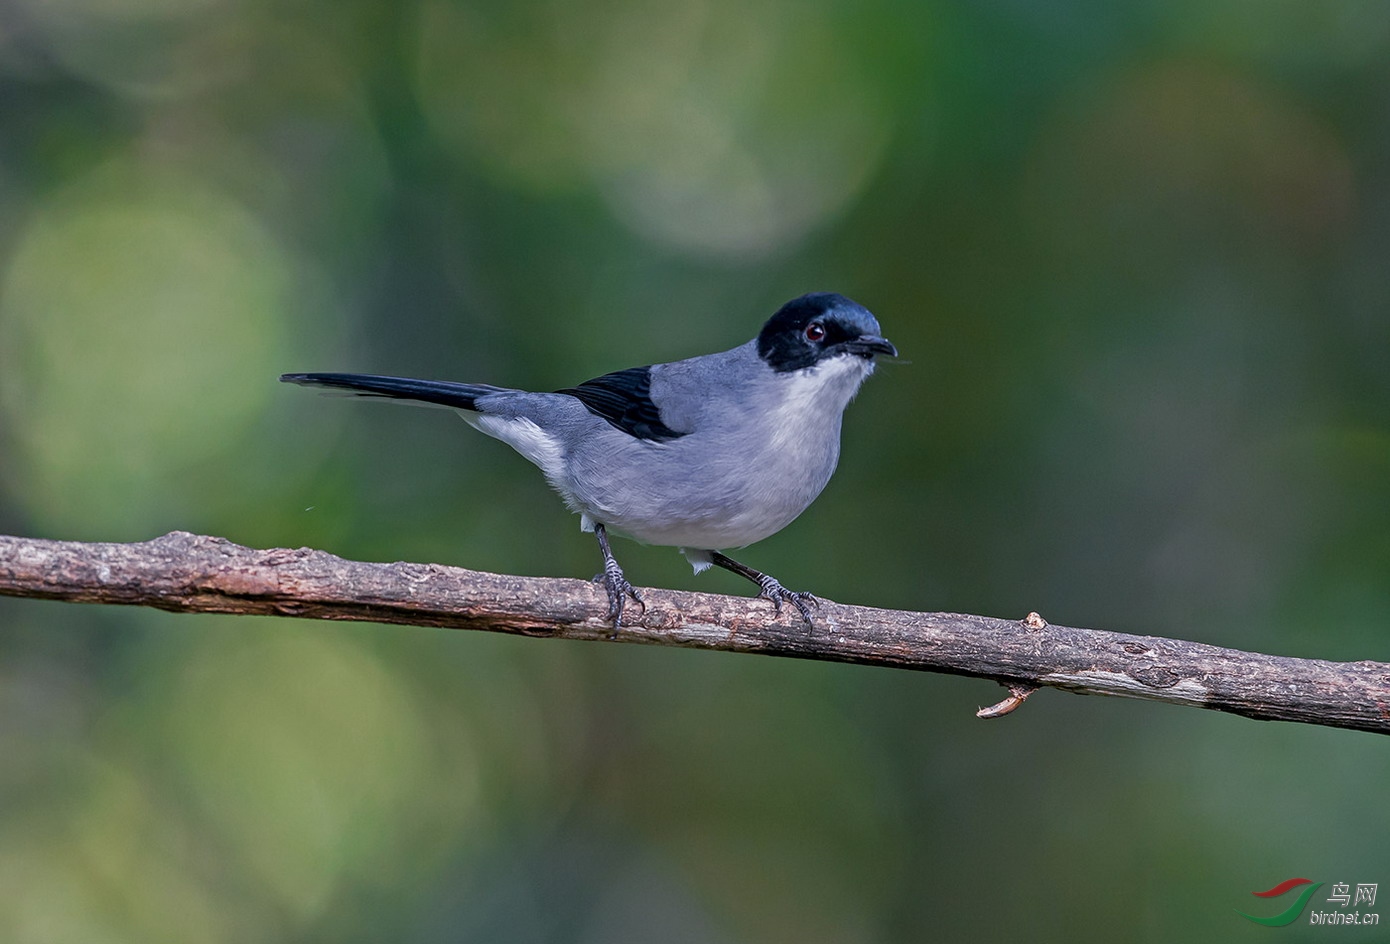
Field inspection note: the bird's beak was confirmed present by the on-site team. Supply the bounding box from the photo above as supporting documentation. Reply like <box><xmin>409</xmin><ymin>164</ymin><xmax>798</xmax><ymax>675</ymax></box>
<box><xmin>843</xmin><ymin>335</ymin><xmax>898</xmax><ymax>359</ymax></box>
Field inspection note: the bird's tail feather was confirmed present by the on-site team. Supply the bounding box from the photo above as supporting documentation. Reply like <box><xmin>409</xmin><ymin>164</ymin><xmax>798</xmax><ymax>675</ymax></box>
<box><xmin>279</xmin><ymin>373</ymin><xmax>509</xmax><ymax>411</ymax></box>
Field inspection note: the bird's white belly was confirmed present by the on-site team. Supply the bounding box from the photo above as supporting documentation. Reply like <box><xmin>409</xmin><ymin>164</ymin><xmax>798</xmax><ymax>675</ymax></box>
<box><xmin>606</xmin><ymin>499</ymin><xmax>809</xmax><ymax>550</ymax></box>
<box><xmin>569</xmin><ymin>416</ymin><xmax>841</xmax><ymax>549</ymax></box>
<box><xmin>521</xmin><ymin>352</ymin><xmax>871</xmax><ymax>552</ymax></box>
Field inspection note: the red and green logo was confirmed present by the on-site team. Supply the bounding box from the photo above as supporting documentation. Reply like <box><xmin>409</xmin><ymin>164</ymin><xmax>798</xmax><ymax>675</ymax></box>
<box><xmin>1236</xmin><ymin>878</ymin><xmax>1324</xmax><ymax>927</ymax></box>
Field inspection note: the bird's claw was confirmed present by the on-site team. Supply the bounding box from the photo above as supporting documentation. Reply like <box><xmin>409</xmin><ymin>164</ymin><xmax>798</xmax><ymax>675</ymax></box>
<box><xmin>595</xmin><ymin>564</ymin><xmax>644</xmax><ymax>636</ymax></box>
<box><xmin>756</xmin><ymin>574</ymin><xmax>819</xmax><ymax>625</ymax></box>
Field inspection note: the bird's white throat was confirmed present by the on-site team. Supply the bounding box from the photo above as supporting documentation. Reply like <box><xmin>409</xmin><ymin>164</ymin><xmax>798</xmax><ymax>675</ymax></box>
<box><xmin>770</xmin><ymin>354</ymin><xmax>874</xmax><ymax>430</ymax></box>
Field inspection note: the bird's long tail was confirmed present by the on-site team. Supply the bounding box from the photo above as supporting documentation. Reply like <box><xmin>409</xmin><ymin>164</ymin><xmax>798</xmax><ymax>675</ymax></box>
<box><xmin>279</xmin><ymin>373</ymin><xmax>510</xmax><ymax>411</ymax></box>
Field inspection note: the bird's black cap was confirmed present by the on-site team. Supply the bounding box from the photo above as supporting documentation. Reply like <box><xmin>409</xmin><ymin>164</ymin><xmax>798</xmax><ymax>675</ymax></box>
<box><xmin>756</xmin><ymin>293</ymin><xmax>896</xmax><ymax>373</ymax></box>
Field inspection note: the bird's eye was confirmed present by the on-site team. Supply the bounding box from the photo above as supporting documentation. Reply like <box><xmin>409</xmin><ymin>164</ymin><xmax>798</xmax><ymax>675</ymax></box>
<box><xmin>804</xmin><ymin>322</ymin><xmax>826</xmax><ymax>342</ymax></box>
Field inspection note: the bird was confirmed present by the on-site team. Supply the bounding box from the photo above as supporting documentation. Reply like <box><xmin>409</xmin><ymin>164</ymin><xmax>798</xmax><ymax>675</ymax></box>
<box><xmin>281</xmin><ymin>292</ymin><xmax>897</xmax><ymax>631</ymax></box>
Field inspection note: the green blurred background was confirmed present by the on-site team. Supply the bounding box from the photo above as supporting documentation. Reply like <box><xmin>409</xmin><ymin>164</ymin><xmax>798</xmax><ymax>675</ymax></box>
<box><xmin>1</xmin><ymin>0</ymin><xmax>1388</xmax><ymax>940</ymax></box>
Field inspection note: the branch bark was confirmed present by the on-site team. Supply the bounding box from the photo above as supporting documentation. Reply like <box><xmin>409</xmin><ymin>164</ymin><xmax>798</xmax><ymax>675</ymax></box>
<box><xmin>2</xmin><ymin>531</ymin><xmax>1387</xmax><ymax>735</ymax></box>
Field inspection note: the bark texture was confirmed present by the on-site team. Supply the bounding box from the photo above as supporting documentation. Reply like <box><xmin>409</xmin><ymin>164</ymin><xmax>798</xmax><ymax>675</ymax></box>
<box><xmin>2</xmin><ymin>531</ymin><xmax>1387</xmax><ymax>734</ymax></box>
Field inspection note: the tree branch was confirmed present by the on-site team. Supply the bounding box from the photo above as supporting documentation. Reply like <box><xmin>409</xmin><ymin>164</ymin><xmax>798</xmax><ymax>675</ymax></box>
<box><xmin>2</xmin><ymin>531</ymin><xmax>1387</xmax><ymax>735</ymax></box>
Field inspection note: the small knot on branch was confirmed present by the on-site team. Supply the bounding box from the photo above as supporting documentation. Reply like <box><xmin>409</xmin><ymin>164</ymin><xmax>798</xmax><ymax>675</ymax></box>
<box><xmin>977</xmin><ymin>683</ymin><xmax>1039</xmax><ymax>719</ymax></box>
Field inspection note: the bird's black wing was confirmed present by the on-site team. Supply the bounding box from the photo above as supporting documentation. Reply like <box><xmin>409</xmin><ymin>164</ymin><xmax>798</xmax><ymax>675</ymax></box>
<box><xmin>557</xmin><ymin>366</ymin><xmax>687</xmax><ymax>443</ymax></box>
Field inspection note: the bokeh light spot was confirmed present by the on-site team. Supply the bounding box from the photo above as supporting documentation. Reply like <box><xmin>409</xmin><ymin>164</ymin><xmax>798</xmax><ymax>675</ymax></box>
<box><xmin>415</xmin><ymin>0</ymin><xmax>894</xmax><ymax>258</ymax></box>
<box><xmin>158</xmin><ymin>628</ymin><xmax>481</xmax><ymax>919</ymax></box>
<box><xmin>0</xmin><ymin>166</ymin><xmax>292</xmax><ymax>535</ymax></box>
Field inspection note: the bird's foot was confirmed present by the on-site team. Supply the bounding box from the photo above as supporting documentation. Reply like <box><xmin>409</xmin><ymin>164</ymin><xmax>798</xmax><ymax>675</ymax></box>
<box><xmin>594</xmin><ymin>559</ymin><xmax>644</xmax><ymax>636</ymax></box>
<box><xmin>755</xmin><ymin>574</ymin><xmax>819</xmax><ymax>626</ymax></box>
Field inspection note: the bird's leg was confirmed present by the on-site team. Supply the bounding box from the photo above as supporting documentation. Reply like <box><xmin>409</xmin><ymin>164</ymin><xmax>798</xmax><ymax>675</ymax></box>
<box><xmin>708</xmin><ymin>551</ymin><xmax>818</xmax><ymax>625</ymax></box>
<box><xmin>593</xmin><ymin>523</ymin><xmax>644</xmax><ymax>635</ymax></box>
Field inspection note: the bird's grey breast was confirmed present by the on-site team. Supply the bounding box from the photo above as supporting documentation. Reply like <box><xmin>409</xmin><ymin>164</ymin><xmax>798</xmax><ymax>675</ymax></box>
<box><xmin>546</xmin><ymin>343</ymin><xmax>874</xmax><ymax>549</ymax></box>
